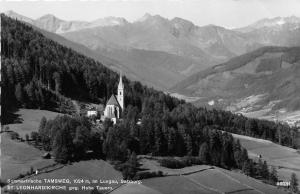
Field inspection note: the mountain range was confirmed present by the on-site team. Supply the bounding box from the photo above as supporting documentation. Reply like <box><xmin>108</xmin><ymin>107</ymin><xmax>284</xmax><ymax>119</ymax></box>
<box><xmin>4</xmin><ymin>10</ymin><xmax>129</xmax><ymax>33</ymax></box>
<box><xmin>172</xmin><ymin>46</ymin><xmax>300</xmax><ymax>123</ymax></box>
<box><xmin>5</xmin><ymin>11</ymin><xmax>300</xmax><ymax>89</ymax></box>
<box><xmin>4</xmin><ymin>11</ymin><xmax>300</xmax><ymax>122</ymax></box>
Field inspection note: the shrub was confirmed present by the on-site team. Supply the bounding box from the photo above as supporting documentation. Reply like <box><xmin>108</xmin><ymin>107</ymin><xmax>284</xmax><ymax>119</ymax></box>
<box><xmin>18</xmin><ymin>173</ymin><xmax>25</xmax><ymax>179</ymax></box>
<box><xmin>9</xmin><ymin>132</ymin><xmax>19</xmax><ymax>140</ymax></box>
<box><xmin>113</xmin><ymin>161</ymin><xmax>124</xmax><ymax>171</ymax></box>
<box><xmin>30</xmin><ymin>131</ymin><xmax>39</xmax><ymax>142</ymax></box>
<box><xmin>121</xmin><ymin>163</ymin><xmax>136</xmax><ymax>179</ymax></box>
<box><xmin>183</xmin><ymin>156</ymin><xmax>202</xmax><ymax>166</ymax></box>
<box><xmin>115</xmin><ymin>162</ymin><xmax>136</xmax><ymax>179</ymax></box>
<box><xmin>159</xmin><ymin>158</ymin><xmax>185</xmax><ymax>169</ymax></box>
<box><xmin>159</xmin><ymin>157</ymin><xmax>202</xmax><ymax>169</ymax></box>
<box><xmin>134</xmin><ymin>171</ymin><xmax>164</xmax><ymax>180</ymax></box>
<box><xmin>25</xmin><ymin>134</ymin><xmax>29</xmax><ymax>141</ymax></box>
<box><xmin>4</xmin><ymin>126</ymin><xmax>10</xmax><ymax>132</ymax></box>
<box><xmin>30</xmin><ymin>166</ymin><xmax>34</xmax><ymax>174</ymax></box>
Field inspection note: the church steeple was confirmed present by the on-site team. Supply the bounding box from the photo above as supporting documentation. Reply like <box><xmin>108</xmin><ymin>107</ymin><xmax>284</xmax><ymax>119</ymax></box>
<box><xmin>117</xmin><ymin>71</ymin><xmax>124</xmax><ymax>110</ymax></box>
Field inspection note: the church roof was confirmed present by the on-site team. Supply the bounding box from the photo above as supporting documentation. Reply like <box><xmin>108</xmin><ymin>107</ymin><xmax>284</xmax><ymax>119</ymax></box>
<box><xmin>107</xmin><ymin>95</ymin><xmax>120</xmax><ymax>107</ymax></box>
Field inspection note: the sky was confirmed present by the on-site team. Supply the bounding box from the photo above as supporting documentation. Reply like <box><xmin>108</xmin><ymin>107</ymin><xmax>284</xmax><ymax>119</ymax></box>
<box><xmin>1</xmin><ymin>0</ymin><xmax>300</xmax><ymax>28</ymax></box>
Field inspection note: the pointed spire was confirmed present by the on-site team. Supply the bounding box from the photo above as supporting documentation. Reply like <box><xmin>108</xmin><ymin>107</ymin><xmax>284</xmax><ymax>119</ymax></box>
<box><xmin>117</xmin><ymin>70</ymin><xmax>124</xmax><ymax>110</ymax></box>
<box><xmin>118</xmin><ymin>70</ymin><xmax>123</xmax><ymax>89</ymax></box>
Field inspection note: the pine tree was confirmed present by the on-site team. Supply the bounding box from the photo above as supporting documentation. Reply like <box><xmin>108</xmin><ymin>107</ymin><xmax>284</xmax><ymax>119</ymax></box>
<box><xmin>15</xmin><ymin>83</ymin><xmax>24</xmax><ymax>105</ymax></box>
<box><xmin>129</xmin><ymin>152</ymin><xmax>138</xmax><ymax>170</ymax></box>
<box><xmin>234</xmin><ymin>139</ymin><xmax>241</xmax><ymax>152</ymax></box>
<box><xmin>242</xmin><ymin>160</ymin><xmax>252</xmax><ymax>176</ymax></box>
<box><xmin>269</xmin><ymin>166</ymin><xmax>278</xmax><ymax>185</ymax></box>
<box><xmin>25</xmin><ymin>81</ymin><xmax>36</xmax><ymax>106</ymax></box>
<box><xmin>30</xmin><ymin>131</ymin><xmax>39</xmax><ymax>142</ymax></box>
<box><xmin>38</xmin><ymin>116</ymin><xmax>47</xmax><ymax>134</ymax></box>
<box><xmin>73</xmin><ymin>126</ymin><xmax>90</xmax><ymax>160</ymax></box>
<box><xmin>154</xmin><ymin>126</ymin><xmax>164</xmax><ymax>155</ymax></box>
<box><xmin>261</xmin><ymin>161</ymin><xmax>269</xmax><ymax>179</ymax></box>
<box><xmin>53</xmin><ymin>130</ymin><xmax>70</xmax><ymax>164</ymax></box>
<box><xmin>290</xmin><ymin>173</ymin><xmax>298</xmax><ymax>193</ymax></box>
<box><xmin>53</xmin><ymin>72</ymin><xmax>61</xmax><ymax>94</ymax></box>
<box><xmin>249</xmin><ymin>160</ymin><xmax>255</xmax><ymax>177</ymax></box>
<box><xmin>122</xmin><ymin>152</ymin><xmax>138</xmax><ymax>179</ymax></box>
<box><xmin>256</xmin><ymin>159</ymin><xmax>263</xmax><ymax>177</ymax></box>
<box><xmin>199</xmin><ymin>142</ymin><xmax>210</xmax><ymax>164</ymax></box>
<box><xmin>25</xmin><ymin>134</ymin><xmax>29</xmax><ymax>141</ymax></box>
<box><xmin>241</xmin><ymin>148</ymin><xmax>249</xmax><ymax>162</ymax></box>
<box><xmin>167</xmin><ymin>128</ymin><xmax>176</xmax><ymax>155</ymax></box>
<box><xmin>185</xmin><ymin>134</ymin><xmax>193</xmax><ymax>156</ymax></box>
<box><xmin>234</xmin><ymin>149</ymin><xmax>243</xmax><ymax>169</ymax></box>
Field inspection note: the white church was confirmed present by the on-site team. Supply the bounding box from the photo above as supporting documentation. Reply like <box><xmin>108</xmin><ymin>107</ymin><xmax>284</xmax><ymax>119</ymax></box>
<box><xmin>102</xmin><ymin>73</ymin><xmax>124</xmax><ymax>124</ymax></box>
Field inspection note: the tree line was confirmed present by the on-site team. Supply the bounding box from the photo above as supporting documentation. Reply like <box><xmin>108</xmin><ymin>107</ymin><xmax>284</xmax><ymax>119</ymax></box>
<box><xmin>1</xmin><ymin>14</ymin><xmax>297</xmax><ymax>148</ymax></box>
<box><xmin>36</xmin><ymin>113</ymin><xmax>288</xmax><ymax>187</ymax></box>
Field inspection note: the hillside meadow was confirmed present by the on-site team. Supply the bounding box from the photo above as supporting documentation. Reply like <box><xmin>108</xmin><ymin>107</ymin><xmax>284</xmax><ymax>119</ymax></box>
<box><xmin>232</xmin><ymin>133</ymin><xmax>300</xmax><ymax>187</ymax></box>
<box><xmin>5</xmin><ymin>109</ymin><xmax>62</xmax><ymax>138</ymax></box>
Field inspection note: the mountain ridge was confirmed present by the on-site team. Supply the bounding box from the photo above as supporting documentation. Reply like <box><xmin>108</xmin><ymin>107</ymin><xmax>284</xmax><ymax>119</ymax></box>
<box><xmin>4</xmin><ymin>10</ymin><xmax>129</xmax><ymax>34</ymax></box>
<box><xmin>6</xmin><ymin>11</ymin><xmax>300</xmax><ymax>58</ymax></box>
<box><xmin>4</xmin><ymin>11</ymin><xmax>300</xmax><ymax>122</ymax></box>
<box><xmin>171</xmin><ymin>46</ymin><xmax>300</xmax><ymax>123</ymax></box>
<box><xmin>5</xmin><ymin>11</ymin><xmax>300</xmax><ymax>64</ymax></box>
<box><xmin>235</xmin><ymin>15</ymin><xmax>300</xmax><ymax>32</ymax></box>
<box><xmin>4</xmin><ymin>11</ymin><xmax>207</xmax><ymax>90</ymax></box>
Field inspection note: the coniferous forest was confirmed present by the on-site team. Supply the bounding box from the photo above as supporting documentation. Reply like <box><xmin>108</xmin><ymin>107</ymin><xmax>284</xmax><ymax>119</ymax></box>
<box><xmin>1</xmin><ymin>14</ymin><xmax>298</xmax><ymax>179</ymax></box>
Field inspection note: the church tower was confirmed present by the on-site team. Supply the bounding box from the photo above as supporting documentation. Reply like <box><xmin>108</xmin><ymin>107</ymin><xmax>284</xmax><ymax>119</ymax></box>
<box><xmin>117</xmin><ymin>72</ymin><xmax>124</xmax><ymax>110</ymax></box>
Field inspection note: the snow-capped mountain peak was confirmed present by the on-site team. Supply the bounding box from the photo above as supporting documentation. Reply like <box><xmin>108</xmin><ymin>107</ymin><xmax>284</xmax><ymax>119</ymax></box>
<box><xmin>236</xmin><ymin>16</ymin><xmax>300</xmax><ymax>32</ymax></box>
<box><xmin>256</xmin><ymin>16</ymin><xmax>300</xmax><ymax>27</ymax></box>
<box><xmin>91</xmin><ymin>16</ymin><xmax>128</xmax><ymax>27</ymax></box>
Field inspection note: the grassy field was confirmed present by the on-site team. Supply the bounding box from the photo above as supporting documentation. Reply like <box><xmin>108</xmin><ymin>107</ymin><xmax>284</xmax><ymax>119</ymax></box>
<box><xmin>4</xmin><ymin>160</ymin><xmax>123</xmax><ymax>194</ymax></box>
<box><xmin>232</xmin><ymin>133</ymin><xmax>300</xmax><ymax>185</ymax></box>
<box><xmin>1</xmin><ymin>109</ymin><xmax>62</xmax><ymax>180</ymax></box>
<box><xmin>218</xmin><ymin>168</ymin><xmax>290</xmax><ymax>194</ymax></box>
<box><xmin>0</xmin><ymin>133</ymin><xmax>56</xmax><ymax>180</ymax></box>
<box><xmin>187</xmin><ymin>169</ymin><xmax>248</xmax><ymax>193</ymax></box>
<box><xmin>110</xmin><ymin>157</ymin><xmax>288</xmax><ymax>194</ymax></box>
<box><xmin>5</xmin><ymin>109</ymin><xmax>62</xmax><ymax>138</ymax></box>
<box><xmin>111</xmin><ymin>167</ymin><xmax>288</xmax><ymax>194</ymax></box>
<box><xmin>110</xmin><ymin>183</ymin><xmax>162</xmax><ymax>194</ymax></box>
<box><xmin>142</xmin><ymin>176</ymin><xmax>218</xmax><ymax>194</ymax></box>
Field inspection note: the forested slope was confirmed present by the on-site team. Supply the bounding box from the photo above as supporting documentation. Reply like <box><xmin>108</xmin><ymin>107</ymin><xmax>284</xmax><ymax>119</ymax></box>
<box><xmin>171</xmin><ymin>46</ymin><xmax>300</xmax><ymax>115</ymax></box>
<box><xmin>1</xmin><ymin>13</ymin><xmax>297</xmax><ymax>157</ymax></box>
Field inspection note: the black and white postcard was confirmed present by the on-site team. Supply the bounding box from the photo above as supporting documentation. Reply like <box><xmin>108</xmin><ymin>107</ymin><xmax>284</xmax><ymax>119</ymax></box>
<box><xmin>1</xmin><ymin>0</ymin><xmax>300</xmax><ymax>193</ymax></box>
